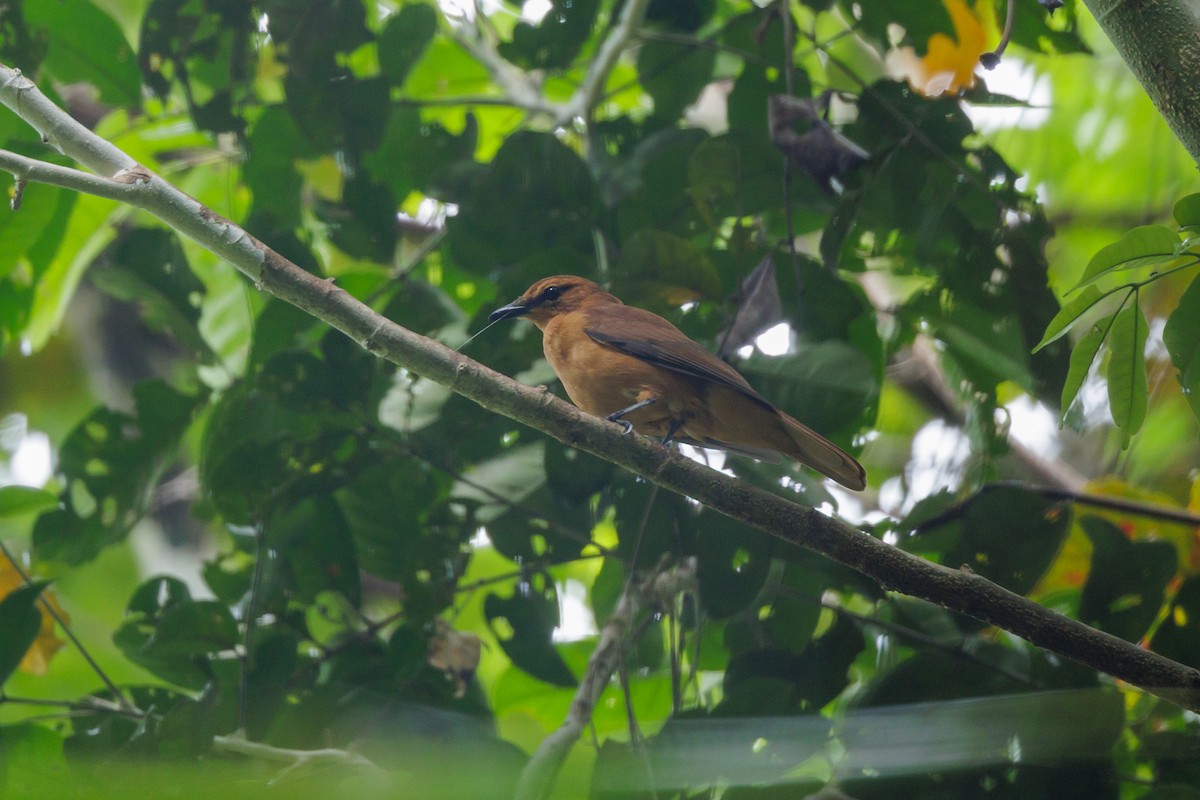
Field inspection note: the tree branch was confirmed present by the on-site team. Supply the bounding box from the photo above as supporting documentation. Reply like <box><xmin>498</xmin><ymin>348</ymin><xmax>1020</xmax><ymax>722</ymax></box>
<box><xmin>1083</xmin><ymin>0</ymin><xmax>1200</xmax><ymax>164</ymax></box>
<box><xmin>2</xmin><ymin>62</ymin><xmax>1200</xmax><ymax>712</ymax></box>
<box><xmin>514</xmin><ymin>558</ymin><xmax>698</xmax><ymax>800</ymax></box>
<box><xmin>212</xmin><ymin>734</ymin><xmax>391</xmax><ymax>786</ymax></box>
<box><xmin>563</xmin><ymin>0</ymin><xmax>654</xmax><ymax>122</ymax></box>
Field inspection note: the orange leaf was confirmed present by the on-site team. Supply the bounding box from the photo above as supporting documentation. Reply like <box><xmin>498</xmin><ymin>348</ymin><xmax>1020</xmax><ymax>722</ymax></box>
<box><xmin>0</xmin><ymin>557</ymin><xmax>68</xmax><ymax>676</ymax></box>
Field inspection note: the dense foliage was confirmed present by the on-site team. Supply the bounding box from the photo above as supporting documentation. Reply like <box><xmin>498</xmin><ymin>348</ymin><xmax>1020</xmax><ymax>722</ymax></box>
<box><xmin>0</xmin><ymin>1</ymin><xmax>1198</xmax><ymax>798</ymax></box>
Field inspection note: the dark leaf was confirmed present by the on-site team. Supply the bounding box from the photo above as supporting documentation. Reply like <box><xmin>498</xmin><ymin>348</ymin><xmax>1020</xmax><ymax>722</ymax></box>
<box><xmin>1163</xmin><ymin>276</ymin><xmax>1200</xmax><ymax>423</ymax></box>
<box><xmin>34</xmin><ymin>381</ymin><xmax>204</xmax><ymax>565</ymax></box>
<box><xmin>498</xmin><ymin>0</ymin><xmax>599</xmax><ymax>70</ymax></box>
<box><xmin>1079</xmin><ymin>516</ymin><xmax>1176</xmax><ymax>642</ymax></box>
<box><xmin>91</xmin><ymin>228</ymin><xmax>215</xmax><ymax>363</ymax></box>
<box><xmin>138</xmin><ymin>0</ymin><xmax>255</xmax><ymax>131</ymax></box>
<box><xmin>449</xmin><ymin>131</ymin><xmax>596</xmax><ymax>270</ymax></box>
<box><xmin>636</xmin><ymin>39</ymin><xmax>716</xmax><ymax>123</ymax></box>
<box><xmin>1151</xmin><ymin>577</ymin><xmax>1200</xmax><ymax>666</ymax></box>
<box><xmin>265</xmin><ymin>497</ymin><xmax>362</xmax><ymax>605</ymax></box>
<box><xmin>0</xmin><ymin>581</ymin><xmax>49</xmax><ymax>687</ymax></box>
<box><xmin>484</xmin><ymin>584</ymin><xmax>576</xmax><ymax>687</ymax></box>
<box><xmin>27</xmin><ymin>0</ymin><xmax>141</xmax><ymax>106</ymax></box>
<box><xmin>379</xmin><ymin>4</ymin><xmax>439</xmax><ymax>84</ymax></box>
<box><xmin>903</xmin><ymin>486</ymin><xmax>1070</xmax><ymax>600</ymax></box>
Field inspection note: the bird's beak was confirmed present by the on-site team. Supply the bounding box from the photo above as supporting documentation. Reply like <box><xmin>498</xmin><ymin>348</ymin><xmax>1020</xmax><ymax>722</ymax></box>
<box><xmin>488</xmin><ymin>300</ymin><xmax>530</xmax><ymax>322</ymax></box>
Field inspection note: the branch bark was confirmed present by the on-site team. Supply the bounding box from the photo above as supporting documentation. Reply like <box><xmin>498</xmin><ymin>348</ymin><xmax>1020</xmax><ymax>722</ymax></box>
<box><xmin>2</xmin><ymin>62</ymin><xmax>1200</xmax><ymax>712</ymax></box>
<box><xmin>1083</xmin><ymin>0</ymin><xmax>1200</xmax><ymax>164</ymax></box>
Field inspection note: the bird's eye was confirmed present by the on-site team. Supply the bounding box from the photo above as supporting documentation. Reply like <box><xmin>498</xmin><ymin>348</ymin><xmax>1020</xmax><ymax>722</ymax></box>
<box><xmin>541</xmin><ymin>286</ymin><xmax>562</xmax><ymax>302</ymax></box>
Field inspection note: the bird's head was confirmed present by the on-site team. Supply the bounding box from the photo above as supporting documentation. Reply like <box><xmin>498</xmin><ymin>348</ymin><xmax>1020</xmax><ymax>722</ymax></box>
<box><xmin>488</xmin><ymin>275</ymin><xmax>617</xmax><ymax>327</ymax></box>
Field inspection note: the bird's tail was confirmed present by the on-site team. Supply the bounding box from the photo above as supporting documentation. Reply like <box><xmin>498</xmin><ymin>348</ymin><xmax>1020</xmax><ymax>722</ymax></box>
<box><xmin>778</xmin><ymin>412</ymin><xmax>866</xmax><ymax>491</ymax></box>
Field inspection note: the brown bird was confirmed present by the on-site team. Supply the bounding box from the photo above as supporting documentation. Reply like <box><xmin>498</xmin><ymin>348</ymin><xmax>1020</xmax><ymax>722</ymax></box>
<box><xmin>489</xmin><ymin>276</ymin><xmax>867</xmax><ymax>490</ymax></box>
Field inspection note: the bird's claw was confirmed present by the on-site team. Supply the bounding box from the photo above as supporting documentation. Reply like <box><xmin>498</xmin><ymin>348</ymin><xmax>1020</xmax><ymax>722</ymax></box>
<box><xmin>613</xmin><ymin>419</ymin><xmax>634</xmax><ymax>435</ymax></box>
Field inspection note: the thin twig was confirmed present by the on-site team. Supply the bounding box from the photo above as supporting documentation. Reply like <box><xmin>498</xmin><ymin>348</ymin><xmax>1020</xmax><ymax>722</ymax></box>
<box><xmin>778</xmin><ymin>0</ymin><xmax>803</xmax><ymax>295</ymax></box>
<box><xmin>450</xmin><ymin>13</ymin><xmax>556</xmax><ymax>117</ymax></box>
<box><xmin>239</xmin><ymin>524</ymin><xmax>268</xmax><ymax>733</ymax></box>
<box><xmin>514</xmin><ymin>558</ymin><xmax>698</xmax><ymax>800</ymax></box>
<box><xmin>565</xmin><ymin>0</ymin><xmax>654</xmax><ymax>123</ymax></box>
<box><xmin>912</xmin><ymin>482</ymin><xmax>1200</xmax><ymax>533</ymax></box>
<box><xmin>213</xmin><ymin>734</ymin><xmax>391</xmax><ymax>786</ymax></box>
<box><xmin>0</xmin><ymin>691</ymin><xmax>145</xmax><ymax>718</ymax></box>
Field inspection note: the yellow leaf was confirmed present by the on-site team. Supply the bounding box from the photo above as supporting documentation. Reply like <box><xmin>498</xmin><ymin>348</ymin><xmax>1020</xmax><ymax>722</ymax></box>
<box><xmin>0</xmin><ymin>557</ymin><xmax>69</xmax><ymax>676</ymax></box>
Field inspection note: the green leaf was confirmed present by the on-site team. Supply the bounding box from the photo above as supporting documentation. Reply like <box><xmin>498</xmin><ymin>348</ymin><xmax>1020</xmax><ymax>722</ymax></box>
<box><xmin>265</xmin><ymin>497</ymin><xmax>361</xmax><ymax>606</ymax></box>
<box><xmin>1079</xmin><ymin>516</ymin><xmax>1177</xmax><ymax>642</ymax></box>
<box><xmin>0</xmin><ymin>723</ymin><xmax>66</xmax><ymax>796</ymax></box>
<box><xmin>937</xmin><ymin>304</ymin><xmax>1035</xmax><ymax>391</ymax></box>
<box><xmin>449</xmin><ymin>131</ymin><xmax>596</xmax><ymax>270</ymax></box>
<box><xmin>0</xmin><ymin>581</ymin><xmax>49</xmax><ymax>687</ymax></box>
<box><xmin>498</xmin><ymin>0</ymin><xmax>599</xmax><ymax>71</ymax></box>
<box><xmin>484</xmin><ymin>585</ymin><xmax>576</xmax><ymax>688</ymax></box>
<box><xmin>1061</xmin><ymin>320</ymin><xmax>1107</xmax><ymax>416</ymax></box>
<box><xmin>0</xmin><ymin>181</ymin><xmax>66</xmax><ymax>281</ymax></box>
<box><xmin>1034</xmin><ymin>285</ymin><xmax>1104</xmax><ymax>353</ymax></box>
<box><xmin>378</xmin><ymin>3</ymin><xmax>438</xmax><ymax>85</ymax></box>
<box><xmin>1152</xmin><ymin>577</ymin><xmax>1200</xmax><ymax>667</ymax></box>
<box><xmin>1107</xmin><ymin>301</ymin><xmax>1149</xmax><ymax>447</ymax></box>
<box><xmin>25</xmin><ymin>0</ymin><xmax>141</xmax><ymax>106</ymax></box>
<box><xmin>695</xmin><ymin>513</ymin><xmax>773</xmax><ymax>619</ymax></box>
<box><xmin>688</xmin><ymin>139</ymin><xmax>741</xmax><ymax>227</ymax></box>
<box><xmin>114</xmin><ymin>576</ymin><xmax>238</xmax><ymax>689</ymax></box>
<box><xmin>636</xmin><ymin>39</ymin><xmax>716</xmax><ymax>122</ymax></box>
<box><xmin>33</xmin><ymin>380</ymin><xmax>205</xmax><ymax>565</ymax></box>
<box><xmin>904</xmin><ymin>486</ymin><xmax>1070</xmax><ymax>600</ymax></box>
<box><xmin>1174</xmin><ymin>193</ymin><xmax>1200</xmax><ymax>229</ymax></box>
<box><xmin>1163</xmin><ymin>275</ymin><xmax>1200</xmax><ymax>423</ymax></box>
<box><xmin>0</xmin><ymin>486</ymin><xmax>58</xmax><ymax>518</ymax></box>
<box><xmin>616</xmin><ymin>229</ymin><xmax>722</xmax><ymax>305</ymax></box>
<box><xmin>543</xmin><ymin>441</ymin><xmax>614</xmax><ymax>504</ymax></box>
<box><xmin>1074</xmin><ymin>225</ymin><xmax>1182</xmax><ymax>290</ymax></box>
<box><xmin>90</xmin><ymin>228</ymin><xmax>216</xmax><ymax>364</ymax></box>
<box><xmin>24</xmin><ymin>193</ymin><xmax>122</xmax><ymax>351</ymax></box>
<box><xmin>740</xmin><ymin>341</ymin><xmax>878</xmax><ymax>440</ymax></box>
<box><xmin>721</xmin><ymin>615</ymin><xmax>863</xmax><ymax>714</ymax></box>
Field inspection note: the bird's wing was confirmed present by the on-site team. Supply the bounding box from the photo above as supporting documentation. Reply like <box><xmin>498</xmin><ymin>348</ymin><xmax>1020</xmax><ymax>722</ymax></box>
<box><xmin>584</xmin><ymin>308</ymin><xmax>771</xmax><ymax>407</ymax></box>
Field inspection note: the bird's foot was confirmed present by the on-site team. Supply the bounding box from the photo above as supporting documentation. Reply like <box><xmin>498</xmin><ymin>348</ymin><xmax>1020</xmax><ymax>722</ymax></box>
<box><xmin>609</xmin><ymin>417</ymin><xmax>635</xmax><ymax>435</ymax></box>
<box><xmin>606</xmin><ymin>397</ymin><xmax>657</xmax><ymax>436</ymax></box>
